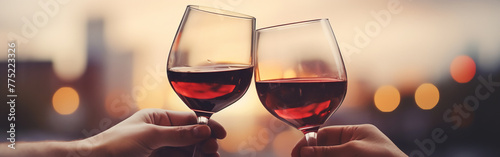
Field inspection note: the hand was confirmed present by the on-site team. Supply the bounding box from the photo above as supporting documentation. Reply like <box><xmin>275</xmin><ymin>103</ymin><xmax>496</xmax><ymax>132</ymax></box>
<box><xmin>0</xmin><ymin>109</ymin><xmax>225</xmax><ymax>157</ymax></box>
<box><xmin>86</xmin><ymin>108</ymin><xmax>226</xmax><ymax>157</ymax></box>
<box><xmin>291</xmin><ymin>124</ymin><xmax>407</xmax><ymax>157</ymax></box>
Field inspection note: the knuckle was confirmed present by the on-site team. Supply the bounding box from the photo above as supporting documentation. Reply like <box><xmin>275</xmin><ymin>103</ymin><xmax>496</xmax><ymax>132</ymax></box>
<box><xmin>139</xmin><ymin>108</ymin><xmax>154</xmax><ymax>114</ymax></box>
<box><xmin>318</xmin><ymin>126</ymin><xmax>329</xmax><ymax>134</ymax></box>
<box><xmin>344</xmin><ymin>140</ymin><xmax>363</xmax><ymax>150</ymax></box>
<box><xmin>315</xmin><ymin>147</ymin><xmax>331</xmax><ymax>156</ymax></box>
<box><xmin>149</xmin><ymin>125</ymin><xmax>161</xmax><ymax>134</ymax></box>
<box><xmin>360</xmin><ymin>124</ymin><xmax>377</xmax><ymax>129</ymax></box>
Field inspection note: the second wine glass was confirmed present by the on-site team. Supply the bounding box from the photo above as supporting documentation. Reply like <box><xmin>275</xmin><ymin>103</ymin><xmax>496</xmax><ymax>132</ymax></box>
<box><xmin>254</xmin><ymin>19</ymin><xmax>347</xmax><ymax>146</ymax></box>
<box><xmin>166</xmin><ymin>5</ymin><xmax>255</xmax><ymax>157</ymax></box>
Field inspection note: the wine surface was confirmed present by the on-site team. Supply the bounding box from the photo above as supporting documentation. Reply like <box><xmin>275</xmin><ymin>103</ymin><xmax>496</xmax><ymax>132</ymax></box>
<box><xmin>256</xmin><ymin>78</ymin><xmax>347</xmax><ymax>133</ymax></box>
<box><xmin>168</xmin><ymin>65</ymin><xmax>253</xmax><ymax>117</ymax></box>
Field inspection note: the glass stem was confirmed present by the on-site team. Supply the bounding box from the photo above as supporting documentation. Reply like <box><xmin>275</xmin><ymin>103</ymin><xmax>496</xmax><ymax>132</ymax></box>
<box><xmin>192</xmin><ymin>116</ymin><xmax>209</xmax><ymax>157</ymax></box>
<box><xmin>197</xmin><ymin>116</ymin><xmax>209</xmax><ymax>124</ymax></box>
<box><xmin>305</xmin><ymin>132</ymin><xmax>318</xmax><ymax>146</ymax></box>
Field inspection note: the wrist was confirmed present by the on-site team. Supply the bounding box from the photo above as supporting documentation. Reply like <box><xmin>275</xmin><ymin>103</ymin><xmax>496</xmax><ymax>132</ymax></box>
<box><xmin>0</xmin><ymin>140</ymin><xmax>99</xmax><ymax>157</ymax></box>
<box><xmin>75</xmin><ymin>136</ymin><xmax>108</xmax><ymax>157</ymax></box>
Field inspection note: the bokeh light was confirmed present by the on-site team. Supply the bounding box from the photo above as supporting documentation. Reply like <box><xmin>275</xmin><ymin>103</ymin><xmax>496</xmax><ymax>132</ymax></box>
<box><xmin>450</xmin><ymin>55</ymin><xmax>476</xmax><ymax>83</ymax></box>
<box><xmin>374</xmin><ymin>85</ymin><xmax>400</xmax><ymax>112</ymax></box>
<box><xmin>52</xmin><ymin>87</ymin><xmax>80</xmax><ymax>115</ymax></box>
<box><xmin>415</xmin><ymin>83</ymin><xmax>440</xmax><ymax>110</ymax></box>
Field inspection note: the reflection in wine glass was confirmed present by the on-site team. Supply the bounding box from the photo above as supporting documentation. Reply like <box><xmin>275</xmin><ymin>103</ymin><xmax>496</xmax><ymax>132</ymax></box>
<box><xmin>166</xmin><ymin>5</ymin><xmax>255</xmax><ymax>157</ymax></box>
<box><xmin>255</xmin><ymin>19</ymin><xmax>347</xmax><ymax>147</ymax></box>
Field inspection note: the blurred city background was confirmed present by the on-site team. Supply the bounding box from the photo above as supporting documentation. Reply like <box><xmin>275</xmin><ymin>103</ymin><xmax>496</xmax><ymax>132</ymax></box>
<box><xmin>1</xmin><ymin>0</ymin><xmax>500</xmax><ymax>156</ymax></box>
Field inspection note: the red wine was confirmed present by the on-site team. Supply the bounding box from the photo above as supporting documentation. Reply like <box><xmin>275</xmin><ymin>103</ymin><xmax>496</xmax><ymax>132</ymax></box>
<box><xmin>168</xmin><ymin>65</ymin><xmax>253</xmax><ymax>117</ymax></box>
<box><xmin>256</xmin><ymin>78</ymin><xmax>347</xmax><ymax>133</ymax></box>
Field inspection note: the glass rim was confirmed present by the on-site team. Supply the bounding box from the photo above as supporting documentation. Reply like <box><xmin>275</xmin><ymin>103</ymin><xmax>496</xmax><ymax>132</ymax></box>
<box><xmin>257</xmin><ymin>18</ymin><xmax>329</xmax><ymax>31</ymax></box>
<box><xmin>188</xmin><ymin>5</ymin><xmax>255</xmax><ymax>20</ymax></box>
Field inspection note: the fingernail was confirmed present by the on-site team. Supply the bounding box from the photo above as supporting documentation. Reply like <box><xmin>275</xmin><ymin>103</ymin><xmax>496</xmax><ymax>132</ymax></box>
<box><xmin>301</xmin><ymin>147</ymin><xmax>314</xmax><ymax>157</ymax></box>
<box><xmin>193</xmin><ymin>125</ymin><xmax>210</xmax><ymax>138</ymax></box>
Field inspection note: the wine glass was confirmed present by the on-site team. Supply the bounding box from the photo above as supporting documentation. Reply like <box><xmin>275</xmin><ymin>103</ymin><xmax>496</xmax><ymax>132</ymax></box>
<box><xmin>254</xmin><ymin>19</ymin><xmax>347</xmax><ymax>146</ymax></box>
<box><xmin>166</xmin><ymin>5</ymin><xmax>255</xmax><ymax>157</ymax></box>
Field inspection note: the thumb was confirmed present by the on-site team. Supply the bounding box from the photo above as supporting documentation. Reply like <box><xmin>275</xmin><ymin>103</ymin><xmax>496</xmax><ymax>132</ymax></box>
<box><xmin>155</xmin><ymin>124</ymin><xmax>211</xmax><ymax>147</ymax></box>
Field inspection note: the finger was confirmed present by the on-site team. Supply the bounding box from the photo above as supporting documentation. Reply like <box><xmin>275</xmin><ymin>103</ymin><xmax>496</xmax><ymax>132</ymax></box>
<box><xmin>201</xmin><ymin>138</ymin><xmax>218</xmax><ymax>154</ymax></box>
<box><xmin>160</xmin><ymin>110</ymin><xmax>198</xmax><ymax>126</ymax></box>
<box><xmin>144</xmin><ymin>109</ymin><xmax>227</xmax><ymax>139</ymax></box>
<box><xmin>355</xmin><ymin>124</ymin><xmax>390</xmax><ymax>141</ymax></box>
<box><xmin>141</xmin><ymin>109</ymin><xmax>226</xmax><ymax>139</ymax></box>
<box><xmin>318</xmin><ymin>125</ymin><xmax>357</xmax><ymax>146</ymax></box>
<box><xmin>293</xmin><ymin>125</ymin><xmax>361</xmax><ymax>157</ymax></box>
<box><xmin>300</xmin><ymin>141</ymin><xmax>362</xmax><ymax>157</ymax></box>
<box><xmin>137</xmin><ymin>109</ymin><xmax>198</xmax><ymax>126</ymax></box>
<box><xmin>155</xmin><ymin>124</ymin><xmax>212</xmax><ymax>147</ymax></box>
<box><xmin>291</xmin><ymin>137</ymin><xmax>307</xmax><ymax>157</ymax></box>
<box><xmin>301</xmin><ymin>146</ymin><xmax>335</xmax><ymax>157</ymax></box>
<box><xmin>164</xmin><ymin>110</ymin><xmax>198</xmax><ymax>125</ymax></box>
<box><xmin>207</xmin><ymin>119</ymin><xmax>226</xmax><ymax>139</ymax></box>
